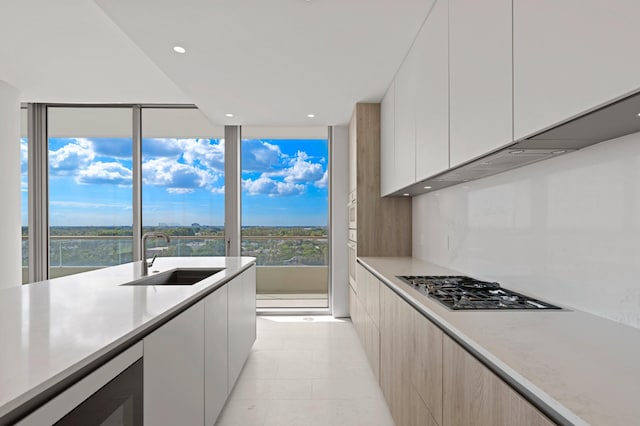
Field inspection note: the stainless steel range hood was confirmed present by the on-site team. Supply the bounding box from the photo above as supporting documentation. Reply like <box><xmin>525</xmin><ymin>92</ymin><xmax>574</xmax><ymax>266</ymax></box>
<box><xmin>392</xmin><ymin>91</ymin><xmax>640</xmax><ymax>197</ymax></box>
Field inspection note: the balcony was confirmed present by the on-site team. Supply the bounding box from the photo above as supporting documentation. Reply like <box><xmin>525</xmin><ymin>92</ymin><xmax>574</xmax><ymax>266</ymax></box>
<box><xmin>21</xmin><ymin>235</ymin><xmax>328</xmax><ymax>308</ymax></box>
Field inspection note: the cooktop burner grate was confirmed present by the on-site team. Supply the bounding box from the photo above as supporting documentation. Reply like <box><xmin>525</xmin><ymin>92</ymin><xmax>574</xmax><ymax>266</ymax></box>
<box><xmin>396</xmin><ymin>275</ymin><xmax>561</xmax><ymax>310</ymax></box>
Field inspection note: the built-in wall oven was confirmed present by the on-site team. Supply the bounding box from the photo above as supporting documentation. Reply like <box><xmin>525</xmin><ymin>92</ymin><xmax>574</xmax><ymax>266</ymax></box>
<box><xmin>348</xmin><ymin>200</ymin><xmax>357</xmax><ymax>230</ymax></box>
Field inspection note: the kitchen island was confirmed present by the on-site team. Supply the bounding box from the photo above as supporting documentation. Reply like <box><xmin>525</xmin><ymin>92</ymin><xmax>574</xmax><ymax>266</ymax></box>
<box><xmin>357</xmin><ymin>256</ymin><xmax>640</xmax><ymax>426</ymax></box>
<box><xmin>0</xmin><ymin>256</ymin><xmax>256</xmax><ymax>425</ymax></box>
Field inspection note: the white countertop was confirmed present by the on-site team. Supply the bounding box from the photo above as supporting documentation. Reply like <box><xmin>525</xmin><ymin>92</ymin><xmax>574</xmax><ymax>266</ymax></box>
<box><xmin>0</xmin><ymin>257</ymin><xmax>255</xmax><ymax>423</ymax></box>
<box><xmin>358</xmin><ymin>257</ymin><xmax>640</xmax><ymax>426</ymax></box>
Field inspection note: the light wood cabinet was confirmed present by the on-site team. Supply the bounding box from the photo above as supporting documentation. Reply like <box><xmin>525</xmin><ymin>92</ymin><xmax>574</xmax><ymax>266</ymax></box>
<box><xmin>410</xmin><ymin>308</ymin><xmax>443</xmax><ymax>425</ymax></box>
<box><xmin>368</xmin><ymin>272</ymin><xmax>558</xmax><ymax>426</ymax></box>
<box><xmin>228</xmin><ymin>265</ymin><xmax>256</xmax><ymax>391</ymax></box>
<box><xmin>443</xmin><ymin>335</ymin><xmax>553</xmax><ymax>426</ymax></box>
<box><xmin>449</xmin><ymin>0</ymin><xmax>512</xmax><ymax>167</ymax></box>
<box><xmin>364</xmin><ymin>270</ymin><xmax>380</xmax><ymax>328</ymax></box>
<box><xmin>350</xmin><ymin>104</ymin><xmax>412</xmax><ymax>257</ymax></box>
<box><xmin>513</xmin><ymin>0</ymin><xmax>640</xmax><ymax>140</ymax></box>
<box><xmin>144</xmin><ymin>300</ymin><xmax>205</xmax><ymax>426</ymax></box>
<box><xmin>415</xmin><ymin>0</ymin><xmax>449</xmax><ymax>181</ymax></box>
<box><xmin>380</xmin><ymin>284</ymin><xmax>436</xmax><ymax>426</ymax></box>
<box><xmin>354</xmin><ymin>264</ymin><xmax>380</xmax><ymax>381</ymax></box>
<box><xmin>380</xmin><ymin>82</ymin><xmax>395</xmax><ymax>196</ymax></box>
<box><xmin>347</xmin><ymin>103</ymin><xmax>411</xmax><ymax>296</ymax></box>
<box><xmin>204</xmin><ymin>285</ymin><xmax>228</xmax><ymax>425</ymax></box>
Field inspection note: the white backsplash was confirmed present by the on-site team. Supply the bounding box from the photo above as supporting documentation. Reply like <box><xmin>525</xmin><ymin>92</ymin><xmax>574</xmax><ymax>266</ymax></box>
<box><xmin>413</xmin><ymin>132</ymin><xmax>640</xmax><ymax>329</ymax></box>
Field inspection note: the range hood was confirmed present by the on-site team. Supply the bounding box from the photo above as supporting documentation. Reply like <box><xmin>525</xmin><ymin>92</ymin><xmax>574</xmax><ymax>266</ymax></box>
<box><xmin>392</xmin><ymin>91</ymin><xmax>640</xmax><ymax>197</ymax></box>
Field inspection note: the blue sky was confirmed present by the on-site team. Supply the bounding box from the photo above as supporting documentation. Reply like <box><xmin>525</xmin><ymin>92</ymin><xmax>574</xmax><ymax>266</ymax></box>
<box><xmin>20</xmin><ymin>137</ymin><xmax>328</xmax><ymax>227</ymax></box>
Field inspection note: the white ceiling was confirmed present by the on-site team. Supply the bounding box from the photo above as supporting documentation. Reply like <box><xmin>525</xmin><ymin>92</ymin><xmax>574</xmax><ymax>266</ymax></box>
<box><xmin>0</xmin><ymin>0</ymin><xmax>188</xmax><ymax>103</ymax></box>
<box><xmin>1</xmin><ymin>0</ymin><xmax>434</xmax><ymax>126</ymax></box>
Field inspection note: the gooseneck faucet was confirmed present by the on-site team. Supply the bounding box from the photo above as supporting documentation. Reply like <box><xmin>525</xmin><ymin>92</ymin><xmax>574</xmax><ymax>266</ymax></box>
<box><xmin>141</xmin><ymin>232</ymin><xmax>171</xmax><ymax>276</ymax></box>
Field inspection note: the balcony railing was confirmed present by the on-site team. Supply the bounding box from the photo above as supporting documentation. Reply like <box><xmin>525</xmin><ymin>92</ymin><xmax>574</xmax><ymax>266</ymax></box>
<box><xmin>21</xmin><ymin>235</ymin><xmax>329</xmax><ymax>304</ymax></box>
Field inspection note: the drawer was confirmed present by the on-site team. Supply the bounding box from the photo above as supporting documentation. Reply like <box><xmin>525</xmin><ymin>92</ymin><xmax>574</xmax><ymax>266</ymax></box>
<box><xmin>348</xmin><ymin>229</ymin><xmax>357</xmax><ymax>242</ymax></box>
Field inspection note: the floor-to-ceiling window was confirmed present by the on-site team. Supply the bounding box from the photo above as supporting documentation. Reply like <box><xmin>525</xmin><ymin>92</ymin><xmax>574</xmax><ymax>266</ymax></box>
<box><xmin>241</xmin><ymin>128</ymin><xmax>329</xmax><ymax>309</ymax></box>
<box><xmin>20</xmin><ymin>107</ymin><xmax>28</xmax><ymax>283</ymax></box>
<box><xmin>141</xmin><ymin>107</ymin><xmax>225</xmax><ymax>258</ymax></box>
<box><xmin>47</xmin><ymin>107</ymin><xmax>134</xmax><ymax>278</ymax></box>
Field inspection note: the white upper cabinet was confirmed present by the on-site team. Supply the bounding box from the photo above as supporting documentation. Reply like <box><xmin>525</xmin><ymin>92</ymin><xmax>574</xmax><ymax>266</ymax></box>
<box><xmin>513</xmin><ymin>0</ymin><xmax>640</xmax><ymax>140</ymax></box>
<box><xmin>449</xmin><ymin>0</ymin><xmax>512</xmax><ymax>167</ymax></box>
<box><xmin>380</xmin><ymin>81</ymin><xmax>396</xmax><ymax>196</ymax></box>
<box><xmin>415</xmin><ymin>0</ymin><xmax>449</xmax><ymax>181</ymax></box>
<box><xmin>394</xmin><ymin>46</ymin><xmax>418</xmax><ymax>189</ymax></box>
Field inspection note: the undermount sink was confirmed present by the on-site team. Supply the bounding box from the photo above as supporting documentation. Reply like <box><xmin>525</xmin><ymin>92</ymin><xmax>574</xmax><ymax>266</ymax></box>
<box><xmin>121</xmin><ymin>268</ymin><xmax>224</xmax><ymax>286</ymax></box>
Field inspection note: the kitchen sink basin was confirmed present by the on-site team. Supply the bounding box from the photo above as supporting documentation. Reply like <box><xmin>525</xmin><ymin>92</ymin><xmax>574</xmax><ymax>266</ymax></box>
<box><xmin>121</xmin><ymin>268</ymin><xmax>224</xmax><ymax>286</ymax></box>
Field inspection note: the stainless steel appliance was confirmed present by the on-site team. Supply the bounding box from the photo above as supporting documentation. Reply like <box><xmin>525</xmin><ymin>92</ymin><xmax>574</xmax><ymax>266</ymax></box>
<box><xmin>55</xmin><ymin>359</ymin><xmax>143</xmax><ymax>425</ymax></box>
<box><xmin>397</xmin><ymin>276</ymin><xmax>561</xmax><ymax>310</ymax></box>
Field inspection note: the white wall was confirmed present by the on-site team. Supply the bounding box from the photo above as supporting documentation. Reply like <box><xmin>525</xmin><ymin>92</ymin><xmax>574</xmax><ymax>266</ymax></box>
<box><xmin>0</xmin><ymin>81</ymin><xmax>22</xmax><ymax>289</ymax></box>
<box><xmin>330</xmin><ymin>126</ymin><xmax>349</xmax><ymax>317</ymax></box>
<box><xmin>413</xmin><ymin>132</ymin><xmax>640</xmax><ymax>329</ymax></box>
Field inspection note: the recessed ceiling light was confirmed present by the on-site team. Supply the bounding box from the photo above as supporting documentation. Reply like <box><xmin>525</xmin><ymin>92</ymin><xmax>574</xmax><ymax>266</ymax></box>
<box><xmin>403</xmin><ymin>193</ymin><xmax>410</xmax><ymax>196</ymax></box>
<box><xmin>307</xmin><ymin>114</ymin><xmax>315</xmax><ymax>118</ymax></box>
<box><xmin>173</xmin><ymin>46</ymin><xmax>186</xmax><ymax>54</ymax></box>
<box><xmin>424</xmin><ymin>186</ymin><xmax>432</xmax><ymax>189</ymax></box>
<box><xmin>225</xmin><ymin>113</ymin><xmax>234</xmax><ymax>118</ymax></box>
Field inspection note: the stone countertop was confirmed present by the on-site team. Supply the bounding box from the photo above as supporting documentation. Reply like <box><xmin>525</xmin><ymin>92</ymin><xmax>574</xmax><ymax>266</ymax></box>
<box><xmin>358</xmin><ymin>256</ymin><xmax>640</xmax><ymax>426</ymax></box>
<box><xmin>0</xmin><ymin>256</ymin><xmax>255</xmax><ymax>423</ymax></box>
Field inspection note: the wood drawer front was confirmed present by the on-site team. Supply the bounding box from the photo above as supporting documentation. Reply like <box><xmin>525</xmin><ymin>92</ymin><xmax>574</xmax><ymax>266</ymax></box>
<box><xmin>443</xmin><ymin>336</ymin><xmax>553</xmax><ymax>426</ymax></box>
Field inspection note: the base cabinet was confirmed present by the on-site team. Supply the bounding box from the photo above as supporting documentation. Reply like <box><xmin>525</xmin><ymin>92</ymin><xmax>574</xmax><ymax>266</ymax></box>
<box><xmin>144</xmin><ymin>301</ymin><xmax>205</xmax><ymax>426</ymax></box>
<box><xmin>442</xmin><ymin>336</ymin><xmax>553</xmax><ymax>426</ymax></box>
<box><xmin>228</xmin><ymin>265</ymin><xmax>257</xmax><ymax>391</ymax></box>
<box><xmin>205</xmin><ymin>285</ymin><xmax>228</xmax><ymax>425</ymax></box>
<box><xmin>365</xmin><ymin>265</ymin><xmax>554</xmax><ymax>426</ymax></box>
<box><xmin>144</xmin><ymin>265</ymin><xmax>256</xmax><ymax>426</ymax></box>
<box><xmin>380</xmin><ymin>284</ymin><xmax>436</xmax><ymax>426</ymax></box>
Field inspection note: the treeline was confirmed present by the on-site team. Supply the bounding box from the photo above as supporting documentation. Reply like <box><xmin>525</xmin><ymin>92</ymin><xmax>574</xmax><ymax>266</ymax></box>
<box><xmin>23</xmin><ymin>225</ymin><xmax>327</xmax><ymax>237</ymax></box>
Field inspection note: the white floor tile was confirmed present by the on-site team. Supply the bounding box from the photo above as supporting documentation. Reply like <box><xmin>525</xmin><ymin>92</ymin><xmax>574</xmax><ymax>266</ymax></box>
<box><xmin>215</xmin><ymin>399</ymin><xmax>268</xmax><ymax>426</ymax></box>
<box><xmin>216</xmin><ymin>316</ymin><xmax>395</xmax><ymax>426</ymax></box>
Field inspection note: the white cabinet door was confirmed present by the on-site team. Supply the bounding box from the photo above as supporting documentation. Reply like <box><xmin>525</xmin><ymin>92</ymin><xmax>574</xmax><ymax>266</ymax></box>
<box><xmin>144</xmin><ymin>301</ymin><xmax>204</xmax><ymax>426</ymax></box>
<box><xmin>205</xmin><ymin>285</ymin><xmax>228</xmax><ymax>425</ymax></box>
<box><xmin>415</xmin><ymin>0</ymin><xmax>449</xmax><ymax>181</ymax></box>
<box><xmin>228</xmin><ymin>266</ymin><xmax>256</xmax><ymax>391</ymax></box>
<box><xmin>514</xmin><ymin>0</ymin><xmax>640</xmax><ymax>140</ymax></box>
<box><xmin>380</xmin><ymin>81</ymin><xmax>396</xmax><ymax>196</ymax></box>
<box><xmin>394</xmin><ymin>47</ymin><xmax>417</xmax><ymax>189</ymax></box>
<box><xmin>449</xmin><ymin>0</ymin><xmax>512</xmax><ymax>167</ymax></box>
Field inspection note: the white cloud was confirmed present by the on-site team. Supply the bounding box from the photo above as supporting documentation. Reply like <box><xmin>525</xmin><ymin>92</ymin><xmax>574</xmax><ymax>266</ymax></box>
<box><xmin>180</xmin><ymin>138</ymin><xmax>225</xmax><ymax>172</ymax></box>
<box><xmin>243</xmin><ymin>176</ymin><xmax>305</xmax><ymax>197</ymax></box>
<box><xmin>50</xmin><ymin>200</ymin><xmax>130</xmax><ymax>209</ymax></box>
<box><xmin>282</xmin><ymin>151</ymin><xmax>324</xmax><ymax>183</ymax></box>
<box><xmin>315</xmin><ymin>170</ymin><xmax>328</xmax><ymax>188</ymax></box>
<box><xmin>242</xmin><ymin>140</ymin><xmax>283</xmax><ymax>172</ymax></box>
<box><xmin>143</xmin><ymin>157</ymin><xmax>220</xmax><ymax>193</ymax></box>
<box><xmin>167</xmin><ymin>188</ymin><xmax>195</xmax><ymax>194</ymax></box>
<box><xmin>20</xmin><ymin>138</ymin><xmax>28</xmax><ymax>174</ymax></box>
<box><xmin>76</xmin><ymin>162</ymin><xmax>132</xmax><ymax>185</ymax></box>
<box><xmin>49</xmin><ymin>139</ymin><xmax>95</xmax><ymax>175</ymax></box>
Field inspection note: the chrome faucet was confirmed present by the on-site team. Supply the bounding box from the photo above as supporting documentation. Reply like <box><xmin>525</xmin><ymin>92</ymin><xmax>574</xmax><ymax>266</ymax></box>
<box><xmin>141</xmin><ymin>232</ymin><xmax>171</xmax><ymax>275</ymax></box>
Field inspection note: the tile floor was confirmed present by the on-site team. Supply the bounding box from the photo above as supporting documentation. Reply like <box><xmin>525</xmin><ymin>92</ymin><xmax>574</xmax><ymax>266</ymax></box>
<box><xmin>215</xmin><ymin>316</ymin><xmax>395</xmax><ymax>426</ymax></box>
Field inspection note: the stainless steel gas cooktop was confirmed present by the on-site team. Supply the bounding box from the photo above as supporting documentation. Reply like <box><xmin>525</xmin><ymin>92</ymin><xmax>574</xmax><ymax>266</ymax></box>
<box><xmin>396</xmin><ymin>276</ymin><xmax>561</xmax><ymax>310</ymax></box>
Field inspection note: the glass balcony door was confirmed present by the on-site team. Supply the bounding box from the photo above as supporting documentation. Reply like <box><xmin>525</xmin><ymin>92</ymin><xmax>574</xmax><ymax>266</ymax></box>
<box><xmin>241</xmin><ymin>130</ymin><xmax>329</xmax><ymax>309</ymax></box>
<box><xmin>47</xmin><ymin>107</ymin><xmax>134</xmax><ymax>278</ymax></box>
<box><xmin>141</xmin><ymin>108</ymin><xmax>225</xmax><ymax>258</ymax></box>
